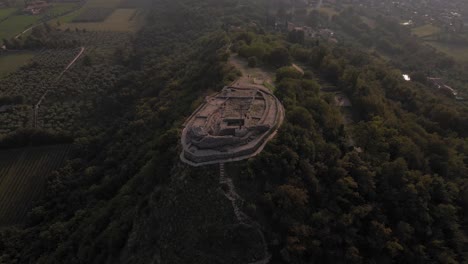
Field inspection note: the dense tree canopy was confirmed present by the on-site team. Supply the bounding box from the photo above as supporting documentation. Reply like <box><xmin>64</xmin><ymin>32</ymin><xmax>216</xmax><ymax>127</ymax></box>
<box><xmin>0</xmin><ymin>0</ymin><xmax>466</xmax><ymax>263</ymax></box>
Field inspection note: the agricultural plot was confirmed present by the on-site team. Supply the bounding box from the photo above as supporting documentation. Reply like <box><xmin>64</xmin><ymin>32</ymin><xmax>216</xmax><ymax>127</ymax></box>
<box><xmin>47</xmin><ymin>3</ymin><xmax>80</xmax><ymax>17</ymax></box>
<box><xmin>318</xmin><ymin>7</ymin><xmax>339</xmax><ymax>20</ymax></box>
<box><xmin>31</xmin><ymin>48</ymin><xmax>82</xmax><ymax>69</ymax></box>
<box><xmin>72</xmin><ymin>7</ymin><xmax>114</xmax><ymax>22</ymax></box>
<box><xmin>85</xmin><ymin>0</ymin><xmax>123</xmax><ymax>8</ymax></box>
<box><xmin>0</xmin><ymin>105</ymin><xmax>31</xmax><ymax>137</ymax></box>
<box><xmin>38</xmin><ymin>63</ymin><xmax>127</xmax><ymax>134</ymax></box>
<box><xmin>0</xmin><ymin>14</ymin><xmax>37</xmax><ymax>40</ymax></box>
<box><xmin>1</xmin><ymin>30</ymin><xmax>130</xmax><ymax>136</ymax></box>
<box><xmin>0</xmin><ymin>52</ymin><xmax>35</xmax><ymax>77</ymax></box>
<box><xmin>0</xmin><ymin>145</ymin><xmax>70</xmax><ymax>226</ymax></box>
<box><xmin>412</xmin><ymin>24</ymin><xmax>441</xmax><ymax>38</ymax></box>
<box><xmin>63</xmin><ymin>8</ymin><xmax>140</xmax><ymax>32</ymax></box>
<box><xmin>0</xmin><ymin>8</ymin><xmax>16</xmax><ymax>20</ymax></box>
<box><xmin>119</xmin><ymin>0</ymin><xmax>148</xmax><ymax>8</ymax></box>
<box><xmin>0</xmin><ymin>48</ymin><xmax>82</xmax><ymax>104</ymax></box>
<box><xmin>39</xmin><ymin>100</ymin><xmax>90</xmax><ymax>134</ymax></box>
<box><xmin>0</xmin><ymin>3</ymin><xmax>79</xmax><ymax>40</ymax></box>
<box><xmin>51</xmin><ymin>0</ymin><xmax>123</xmax><ymax>24</ymax></box>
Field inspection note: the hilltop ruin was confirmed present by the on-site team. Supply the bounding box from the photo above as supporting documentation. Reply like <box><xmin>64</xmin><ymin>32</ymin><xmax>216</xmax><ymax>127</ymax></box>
<box><xmin>180</xmin><ymin>84</ymin><xmax>284</xmax><ymax>166</ymax></box>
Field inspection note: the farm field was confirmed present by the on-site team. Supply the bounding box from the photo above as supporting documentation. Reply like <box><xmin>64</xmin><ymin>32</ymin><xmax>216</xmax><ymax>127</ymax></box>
<box><xmin>0</xmin><ymin>3</ymin><xmax>79</xmax><ymax>40</ymax></box>
<box><xmin>425</xmin><ymin>41</ymin><xmax>468</xmax><ymax>63</ymax></box>
<box><xmin>62</xmin><ymin>8</ymin><xmax>140</xmax><ymax>32</ymax></box>
<box><xmin>0</xmin><ymin>8</ymin><xmax>16</xmax><ymax>20</ymax></box>
<box><xmin>318</xmin><ymin>7</ymin><xmax>339</xmax><ymax>20</ymax></box>
<box><xmin>53</xmin><ymin>0</ymin><xmax>140</xmax><ymax>29</ymax></box>
<box><xmin>85</xmin><ymin>0</ymin><xmax>123</xmax><ymax>8</ymax></box>
<box><xmin>0</xmin><ymin>30</ymin><xmax>131</xmax><ymax>137</ymax></box>
<box><xmin>412</xmin><ymin>24</ymin><xmax>441</xmax><ymax>38</ymax></box>
<box><xmin>47</xmin><ymin>2</ymin><xmax>80</xmax><ymax>16</ymax></box>
<box><xmin>0</xmin><ymin>52</ymin><xmax>35</xmax><ymax>77</ymax></box>
<box><xmin>0</xmin><ymin>14</ymin><xmax>37</xmax><ymax>40</ymax></box>
<box><xmin>0</xmin><ymin>145</ymin><xmax>70</xmax><ymax>226</ymax></box>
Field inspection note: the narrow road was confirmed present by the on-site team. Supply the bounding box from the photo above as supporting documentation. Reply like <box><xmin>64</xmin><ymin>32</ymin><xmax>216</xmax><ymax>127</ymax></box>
<box><xmin>14</xmin><ymin>25</ymin><xmax>39</xmax><ymax>40</ymax></box>
<box><xmin>33</xmin><ymin>47</ymin><xmax>86</xmax><ymax>128</ymax></box>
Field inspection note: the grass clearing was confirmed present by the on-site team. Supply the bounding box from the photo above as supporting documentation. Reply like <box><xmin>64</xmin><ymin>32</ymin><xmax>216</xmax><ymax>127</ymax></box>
<box><xmin>0</xmin><ymin>52</ymin><xmax>35</xmax><ymax>77</ymax></box>
<box><xmin>62</xmin><ymin>8</ymin><xmax>140</xmax><ymax>32</ymax></box>
<box><xmin>412</xmin><ymin>24</ymin><xmax>441</xmax><ymax>38</ymax></box>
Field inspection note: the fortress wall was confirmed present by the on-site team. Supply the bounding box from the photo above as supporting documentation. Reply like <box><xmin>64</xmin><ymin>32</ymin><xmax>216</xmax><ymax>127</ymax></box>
<box><xmin>181</xmin><ymin>85</ymin><xmax>285</xmax><ymax>166</ymax></box>
<box><xmin>258</xmin><ymin>92</ymin><xmax>271</xmax><ymax>124</ymax></box>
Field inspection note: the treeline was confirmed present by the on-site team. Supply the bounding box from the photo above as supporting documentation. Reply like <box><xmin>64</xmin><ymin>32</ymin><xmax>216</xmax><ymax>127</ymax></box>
<box><xmin>0</xmin><ymin>128</ymin><xmax>73</xmax><ymax>149</ymax></box>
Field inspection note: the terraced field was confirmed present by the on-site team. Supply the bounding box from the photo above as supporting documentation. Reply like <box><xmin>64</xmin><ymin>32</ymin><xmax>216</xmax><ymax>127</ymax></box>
<box><xmin>0</xmin><ymin>145</ymin><xmax>70</xmax><ymax>226</ymax></box>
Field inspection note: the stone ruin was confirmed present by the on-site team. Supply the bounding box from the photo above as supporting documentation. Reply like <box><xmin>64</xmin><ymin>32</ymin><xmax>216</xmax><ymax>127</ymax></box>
<box><xmin>180</xmin><ymin>85</ymin><xmax>284</xmax><ymax>166</ymax></box>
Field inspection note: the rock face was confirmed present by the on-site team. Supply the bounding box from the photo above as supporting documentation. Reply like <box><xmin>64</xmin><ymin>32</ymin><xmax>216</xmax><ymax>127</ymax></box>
<box><xmin>181</xmin><ymin>85</ymin><xmax>284</xmax><ymax>166</ymax></box>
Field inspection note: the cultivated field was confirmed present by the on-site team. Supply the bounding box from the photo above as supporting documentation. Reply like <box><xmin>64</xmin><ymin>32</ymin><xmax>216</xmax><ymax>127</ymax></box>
<box><xmin>0</xmin><ymin>8</ymin><xmax>16</xmax><ymax>20</ymax></box>
<box><xmin>0</xmin><ymin>14</ymin><xmax>36</xmax><ymax>40</ymax></box>
<box><xmin>85</xmin><ymin>0</ymin><xmax>123</xmax><ymax>8</ymax></box>
<box><xmin>0</xmin><ymin>145</ymin><xmax>70</xmax><ymax>226</ymax></box>
<box><xmin>318</xmin><ymin>7</ymin><xmax>339</xmax><ymax>20</ymax></box>
<box><xmin>62</xmin><ymin>8</ymin><xmax>140</xmax><ymax>32</ymax></box>
<box><xmin>0</xmin><ymin>3</ymin><xmax>79</xmax><ymax>40</ymax></box>
<box><xmin>0</xmin><ymin>52</ymin><xmax>35</xmax><ymax>77</ymax></box>
<box><xmin>412</xmin><ymin>24</ymin><xmax>441</xmax><ymax>38</ymax></box>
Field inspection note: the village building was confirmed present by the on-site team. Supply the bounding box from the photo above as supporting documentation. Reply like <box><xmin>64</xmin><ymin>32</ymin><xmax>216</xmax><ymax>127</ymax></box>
<box><xmin>23</xmin><ymin>0</ymin><xmax>51</xmax><ymax>15</ymax></box>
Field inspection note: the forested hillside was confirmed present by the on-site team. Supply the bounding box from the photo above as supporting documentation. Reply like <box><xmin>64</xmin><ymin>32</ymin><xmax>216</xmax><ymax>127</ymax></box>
<box><xmin>0</xmin><ymin>0</ymin><xmax>466</xmax><ymax>263</ymax></box>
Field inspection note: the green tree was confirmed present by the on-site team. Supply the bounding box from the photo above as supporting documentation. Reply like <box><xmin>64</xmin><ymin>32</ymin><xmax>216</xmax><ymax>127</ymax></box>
<box><xmin>267</xmin><ymin>47</ymin><xmax>291</xmax><ymax>67</ymax></box>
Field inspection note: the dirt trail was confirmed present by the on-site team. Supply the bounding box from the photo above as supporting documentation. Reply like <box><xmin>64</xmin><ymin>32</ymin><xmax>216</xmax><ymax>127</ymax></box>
<box><xmin>219</xmin><ymin>163</ymin><xmax>272</xmax><ymax>264</ymax></box>
<box><xmin>33</xmin><ymin>47</ymin><xmax>86</xmax><ymax>128</ymax></box>
<box><xmin>14</xmin><ymin>25</ymin><xmax>38</xmax><ymax>40</ymax></box>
